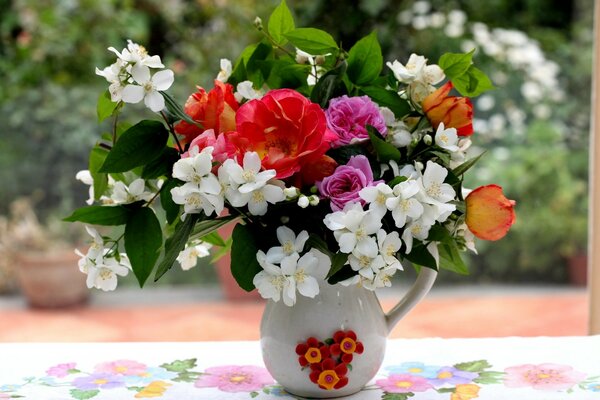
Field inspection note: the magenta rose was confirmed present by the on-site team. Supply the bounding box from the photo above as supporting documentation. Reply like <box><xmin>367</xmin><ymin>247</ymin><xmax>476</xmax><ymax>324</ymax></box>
<box><xmin>326</xmin><ymin>95</ymin><xmax>387</xmax><ymax>147</ymax></box>
<box><xmin>317</xmin><ymin>155</ymin><xmax>380</xmax><ymax>211</ymax></box>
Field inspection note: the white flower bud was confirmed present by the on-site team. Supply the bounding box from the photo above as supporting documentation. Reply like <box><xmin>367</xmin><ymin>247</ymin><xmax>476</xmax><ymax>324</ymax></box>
<box><xmin>308</xmin><ymin>195</ymin><xmax>320</xmax><ymax>206</ymax></box>
<box><xmin>254</xmin><ymin>17</ymin><xmax>263</xmax><ymax>30</ymax></box>
<box><xmin>284</xmin><ymin>187</ymin><xmax>300</xmax><ymax>198</ymax></box>
<box><xmin>297</xmin><ymin>195</ymin><xmax>309</xmax><ymax>208</ymax></box>
<box><xmin>415</xmin><ymin>161</ymin><xmax>424</xmax><ymax>172</ymax></box>
<box><xmin>423</xmin><ymin>134</ymin><xmax>432</xmax><ymax>145</ymax></box>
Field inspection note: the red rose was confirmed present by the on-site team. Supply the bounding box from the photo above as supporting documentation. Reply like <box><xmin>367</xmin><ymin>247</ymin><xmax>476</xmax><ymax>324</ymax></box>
<box><xmin>231</xmin><ymin>89</ymin><xmax>338</xmax><ymax>184</ymax></box>
<box><xmin>175</xmin><ymin>80</ymin><xmax>239</xmax><ymax>144</ymax></box>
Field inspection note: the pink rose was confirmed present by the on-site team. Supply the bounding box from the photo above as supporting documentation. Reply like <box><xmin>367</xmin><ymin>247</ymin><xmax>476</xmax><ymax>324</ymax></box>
<box><xmin>182</xmin><ymin>129</ymin><xmax>237</xmax><ymax>165</ymax></box>
<box><xmin>317</xmin><ymin>155</ymin><xmax>381</xmax><ymax>211</ymax></box>
<box><xmin>326</xmin><ymin>95</ymin><xmax>387</xmax><ymax>147</ymax></box>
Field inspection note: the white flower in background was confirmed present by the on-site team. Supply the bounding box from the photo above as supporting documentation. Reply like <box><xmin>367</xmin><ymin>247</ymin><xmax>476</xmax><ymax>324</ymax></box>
<box><xmin>216</xmin><ymin>58</ymin><xmax>232</xmax><ymax>82</ymax></box>
<box><xmin>455</xmin><ymin>222</ymin><xmax>478</xmax><ymax>254</ymax></box>
<box><xmin>177</xmin><ymin>241</ymin><xmax>213</xmax><ymax>271</ymax></box>
<box><xmin>417</xmin><ymin>161</ymin><xmax>456</xmax><ymax>222</ymax></box>
<box><xmin>75</xmin><ymin>226</ymin><xmax>105</xmax><ymax>274</ymax></box>
<box><xmin>450</xmin><ymin>138</ymin><xmax>472</xmax><ymax>169</ymax></box>
<box><xmin>377</xmin><ymin>229</ymin><xmax>403</xmax><ymax>270</ymax></box>
<box><xmin>401</xmin><ymin>219</ymin><xmax>433</xmax><ymax>254</ymax></box>
<box><xmin>235</xmin><ymin>81</ymin><xmax>264</xmax><ymax>102</ymax></box>
<box><xmin>359</xmin><ymin>182</ymin><xmax>394</xmax><ymax>218</ymax></box>
<box><xmin>266</xmin><ymin>226</ymin><xmax>309</xmax><ymax>264</ymax></box>
<box><xmin>386</xmin><ymin>54</ymin><xmax>444</xmax><ymax>85</ymax></box>
<box><xmin>297</xmin><ymin>195</ymin><xmax>309</xmax><ymax>208</ymax></box>
<box><xmin>85</xmin><ymin>254</ymin><xmax>131</xmax><ymax>292</ymax></box>
<box><xmin>110</xmin><ymin>179</ymin><xmax>153</xmax><ymax>204</ymax></box>
<box><xmin>219</xmin><ymin>152</ymin><xmax>285</xmax><ymax>216</ymax></box>
<box><xmin>367</xmin><ymin>264</ymin><xmax>399</xmax><ymax>289</ymax></box>
<box><xmin>348</xmin><ymin>251</ymin><xmax>385</xmax><ymax>281</ymax></box>
<box><xmin>253</xmin><ymin>251</ymin><xmax>289</xmax><ymax>304</ymax></box>
<box><xmin>171</xmin><ymin>183</ymin><xmax>224</xmax><ymax>218</ymax></box>
<box><xmin>434</xmin><ymin>123</ymin><xmax>460</xmax><ymax>152</ymax></box>
<box><xmin>380</xmin><ymin>107</ymin><xmax>413</xmax><ymax>148</ymax></box>
<box><xmin>108</xmin><ymin>40</ymin><xmax>164</xmax><ymax>69</ymax></box>
<box><xmin>95</xmin><ymin>59</ymin><xmax>127</xmax><ymax>102</ymax></box>
<box><xmin>76</xmin><ymin>170</ymin><xmax>95</xmax><ymax>205</ymax></box>
<box><xmin>385</xmin><ymin>180</ymin><xmax>424</xmax><ymax>229</ymax></box>
<box><xmin>121</xmin><ymin>65</ymin><xmax>174</xmax><ymax>112</ymax></box>
<box><xmin>295</xmin><ymin>49</ymin><xmax>327</xmax><ymax>86</ymax></box>
<box><xmin>324</xmin><ymin>203</ymin><xmax>382</xmax><ymax>254</ymax></box>
<box><xmin>279</xmin><ymin>250</ymin><xmax>330</xmax><ymax>306</ymax></box>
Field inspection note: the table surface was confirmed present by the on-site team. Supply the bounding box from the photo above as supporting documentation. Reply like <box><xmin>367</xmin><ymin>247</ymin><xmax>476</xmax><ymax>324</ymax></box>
<box><xmin>1</xmin><ymin>337</ymin><xmax>599</xmax><ymax>399</ymax></box>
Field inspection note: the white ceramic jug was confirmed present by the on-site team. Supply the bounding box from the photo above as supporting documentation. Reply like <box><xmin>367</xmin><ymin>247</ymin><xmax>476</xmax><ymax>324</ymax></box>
<box><xmin>260</xmin><ymin>267</ymin><xmax>438</xmax><ymax>398</ymax></box>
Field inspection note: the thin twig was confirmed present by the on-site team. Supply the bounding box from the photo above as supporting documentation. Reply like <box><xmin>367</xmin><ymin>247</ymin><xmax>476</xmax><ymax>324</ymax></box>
<box><xmin>160</xmin><ymin>111</ymin><xmax>184</xmax><ymax>154</ymax></box>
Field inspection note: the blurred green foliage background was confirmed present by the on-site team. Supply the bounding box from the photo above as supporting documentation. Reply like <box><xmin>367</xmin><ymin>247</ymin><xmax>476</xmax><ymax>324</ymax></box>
<box><xmin>0</xmin><ymin>0</ymin><xmax>593</xmax><ymax>285</ymax></box>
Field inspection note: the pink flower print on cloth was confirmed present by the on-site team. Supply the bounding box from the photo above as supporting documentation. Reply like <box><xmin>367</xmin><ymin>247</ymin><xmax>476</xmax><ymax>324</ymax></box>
<box><xmin>94</xmin><ymin>359</ymin><xmax>148</xmax><ymax>376</ymax></box>
<box><xmin>194</xmin><ymin>365</ymin><xmax>274</xmax><ymax>392</ymax></box>
<box><xmin>46</xmin><ymin>362</ymin><xmax>77</xmax><ymax>378</ymax></box>
<box><xmin>504</xmin><ymin>363</ymin><xmax>586</xmax><ymax>391</ymax></box>
<box><xmin>376</xmin><ymin>373</ymin><xmax>434</xmax><ymax>393</ymax></box>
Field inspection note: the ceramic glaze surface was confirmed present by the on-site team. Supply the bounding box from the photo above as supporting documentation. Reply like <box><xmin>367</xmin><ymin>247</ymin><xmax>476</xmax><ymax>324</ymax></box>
<box><xmin>260</xmin><ymin>267</ymin><xmax>438</xmax><ymax>398</ymax></box>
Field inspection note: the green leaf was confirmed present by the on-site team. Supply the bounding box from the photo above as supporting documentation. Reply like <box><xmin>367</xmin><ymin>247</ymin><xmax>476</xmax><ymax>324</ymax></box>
<box><xmin>97</xmin><ymin>90</ymin><xmax>118</xmax><ymax>123</ymax></box>
<box><xmin>142</xmin><ymin>147</ymin><xmax>180</xmax><ymax>179</ymax></box>
<box><xmin>452</xmin><ymin>65</ymin><xmax>495</xmax><ymax>97</ymax></box>
<box><xmin>438</xmin><ymin>241</ymin><xmax>469</xmax><ymax>275</ymax></box>
<box><xmin>246</xmin><ymin>42</ymin><xmax>274</xmax><ymax>88</ymax></box>
<box><xmin>402</xmin><ymin>243</ymin><xmax>438</xmax><ymax>270</ymax></box>
<box><xmin>228</xmin><ymin>43</ymin><xmax>257</xmax><ymax>86</ymax></box>
<box><xmin>200</xmin><ymin>231</ymin><xmax>226</xmax><ymax>247</ymax></box>
<box><xmin>360</xmin><ymin>86</ymin><xmax>411</xmax><ymax>118</ymax></box>
<box><xmin>382</xmin><ymin>392</ymin><xmax>414</xmax><ymax>400</ymax></box>
<box><xmin>154</xmin><ymin>214</ymin><xmax>199</xmax><ymax>281</ymax></box>
<box><xmin>89</xmin><ymin>145</ymin><xmax>109</xmax><ymax>201</ymax></box>
<box><xmin>306</xmin><ymin>234</ymin><xmax>331</xmax><ymax>255</ymax></box>
<box><xmin>230</xmin><ymin>223</ymin><xmax>263</xmax><ymax>292</ymax></box>
<box><xmin>125</xmin><ymin>207</ymin><xmax>163</xmax><ymax>287</ymax></box>
<box><xmin>63</xmin><ymin>205</ymin><xmax>130</xmax><ymax>225</ymax></box>
<box><xmin>189</xmin><ymin>215</ymin><xmax>239</xmax><ymax>242</ymax></box>
<box><xmin>454</xmin><ymin>360</ymin><xmax>492</xmax><ymax>372</ymax></box>
<box><xmin>99</xmin><ymin>120</ymin><xmax>169</xmax><ymax>173</ymax></box>
<box><xmin>439</xmin><ymin>50</ymin><xmax>474</xmax><ymax>80</ymax></box>
<box><xmin>69</xmin><ymin>389</ymin><xmax>100</xmax><ymax>400</ymax></box>
<box><xmin>473</xmin><ymin>371</ymin><xmax>505</xmax><ymax>384</ymax></box>
<box><xmin>284</xmin><ymin>28</ymin><xmax>338</xmax><ymax>55</ymax></box>
<box><xmin>250</xmin><ymin>391</ymin><xmax>259</xmax><ymax>398</ymax></box>
<box><xmin>173</xmin><ymin>371</ymin><xmax>201</xmax><ymax>383</ymax></box>
<box><xmin>160</xmin><ymin>358</ymin><xmax>197</xmax><ymax>372</ymax></box>
<box><xmin>367</xmin><ymin>125</ymin><xmax>401</xmax><ymax>162</ymax></box>
<box><xmin>268</xmin><ymin>0</ymin><xmax>295</xmax><ymax>45</ymax></box>
<box><xmin>347</xmin><ymin>31</ymin><xmax>382</xmax><ymax>85</ymax></box>
<box><xmin>326</xmin><ymin>252</ymin><xmax>349</xmax><ymax>279</ymax></box>
<box><xmin>160</xmin><ymin>179</ymin><xmax>182</xmax><ymax>225</ymax></box>
<box><xmin>310</xmin><ymin>61</ymin><xmax>347</xmax><ymax>108</ymax></box>
<box><xmin>452</xmin><ymin>151</ymin><xmax>486</xmax><ymax>177</ymax></box>
<box><xmin>162</xmin><ymin>91</ymin><xmax>202</xmax><ymax>128</ymax></box>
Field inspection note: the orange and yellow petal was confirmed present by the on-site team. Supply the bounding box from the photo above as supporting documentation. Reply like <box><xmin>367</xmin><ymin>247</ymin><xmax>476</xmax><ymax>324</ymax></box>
<box><xmin>134</xmin><ymin>381</ymin><xmax>172</xmax><ymax>398</ymax></box>
<box><xmin>451</xmin><ymin>383</ymin><xmax>480</xmax><ymax>400</ymax></box>
<box><xmin>466</xmin><ymin>185</ymin><xmax>516</xmax><ymax>241</ymax></box>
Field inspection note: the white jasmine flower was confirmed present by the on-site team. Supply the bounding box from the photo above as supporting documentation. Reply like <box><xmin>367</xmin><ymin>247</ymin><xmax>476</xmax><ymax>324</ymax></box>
<box><xmin>279</xmin><ymin>251</ymin><xmax>330</xmax><ymax>306</ymax></box>
<box><xmin>283</xmin><ymin>187</ymin><xmax>300</xmax><ymax>199</ymax></box>
<box><xmin>110</xmin><ymin>179</ymin><xmax>153</xmax><ymax>204</ymax></box>
<box><xmin>171</xmin><ymin>183</ymin><xmax>224</xmax><ymax>218</ymax></box>
<box><xmin>266</xmin><ymin>226</ymin><xmax>309</xmax><ymax>264</ymax></box>
<box><xmin>401</xmin><ymin>219</ymin><xmax>433</xmax><ymax>254</ymax></box>
<box><xmin>246</xmin><ymin>184</ymin><xmax>285</xmax><ymax>216</ymax></box>
<box><xmin>450</xmin><ymin>138</ymin><xmax>472</xmax><ymax>169</ymax></box>
<box><xmin>386</xmin><ymin>54</ymin><xmax>444</xmax><ymax>85</ymax></box>
<box><xmin>297</xmin><ymin>195</ymin><xmax>309</xmax><ymax>208</ymax></box>
<box><xmin>308</xmin><ymin>195</ymin><xmax>320</xmax><ymax>206</ymax></box>
<box><xmin>222</xmin><ymin>152</ymin><xmax>276</xmax><ymax>194</ymax></box>
<box><xmin>95</xmin><ymin>60</ymin><xmax>127</xmax><ymax>102</ymax></box>
<box><xmin>359</xmin><ymin>183</ymin><xmax>394</xmax><ymax>218</ymax></box>
<box><xmin>75</xmin><ymin>226</ymin><xmax>105</xmax><ymax>274</ymax></box>
<box><xmin>434</xmin><ymin>123</ymin><xmax>460</xmax><ymax>152</ymax></box>
<box><xmin>177</xmin><ymin>242</ymin><xmax>212</xmax><ymax>271</ymax></box>
<box><xmin>377</xmin><ymin>229</ymin><xmax>403</xmax><ymax>269</ymax></box>
<box><xmin>85</xmin><ymin>254</ymin><xmax>130</xmax><ymax>292</ymax></box>
<box><xmin>417</xmin><ymin>161</ymin><xmax>456</xmax><ymax>221</ymax></box>
<box><xmin>385</xmin><ymin>180</ymin><xmax>424</xmax><ymax>228</ymax></box>
<box><xmin>253</xmin><ymin>251</ymin><xmax>289</xmax><ymax>304</ymax></box>
<box><xmin>76</xmin><ymin>170</ymin><xmax>95</xmax><ymax>205</ymax></box>
<box><xmin>235</xmin><ymin>81</ymin><xmax>264</xmax><ymax>102</ymax></box>
<box><xmin>121</xmin><ymin>65</ymin><xmax>174</xmax><ymax>112</ymax></box>
<box><xmin>108</xmin><ymin>40</ymin><xmax>164</xmax><ymax>69</ymax></box>
<box><xmin>348</xmin><ymin>252</ymin><xmax>385</xmax><ymax>281</ymax></box>
<box><xmin>216</xmin><ymin>58</ymin><xmax>232</xmax><ymax>82</ymax></box>
<box><xmin>323</xmin><ymin>203</ymin><xmax>382</xmax><ymax>254</ymax></box>
<box><xmin>173</xmin><ymin>147</ymin><xmax>222</xmax><ymax>196</ymax></box>
<box><xmin>364</xmin><ymin>264</ymin><xmax>399</xmax><ymax>290</ymax></box>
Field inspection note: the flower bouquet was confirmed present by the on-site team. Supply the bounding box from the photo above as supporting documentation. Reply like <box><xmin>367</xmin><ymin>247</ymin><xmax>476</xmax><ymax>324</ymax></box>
<box><xmin>66</xmin><ymin>1</ymin><xmax>515</xmax><ymax>396</ymax></box>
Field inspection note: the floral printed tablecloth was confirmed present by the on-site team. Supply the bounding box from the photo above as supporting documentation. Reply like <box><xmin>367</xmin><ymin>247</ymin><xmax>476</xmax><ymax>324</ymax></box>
<box><xmin>1</xmin><ymin>337</ymin><xmax>599</xmax><ymax>399</ymax></box>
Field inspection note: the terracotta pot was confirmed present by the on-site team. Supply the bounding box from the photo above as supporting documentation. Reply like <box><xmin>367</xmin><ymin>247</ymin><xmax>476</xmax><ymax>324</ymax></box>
<box><xmin>14</xmin><ymin>250</ymin><xmax>89</xmax><ymax>308</ymax></box>
<box><xmin>567</xmin><ymin>253</ymin><xmax>587</xmax><ymax>286</ymax></box>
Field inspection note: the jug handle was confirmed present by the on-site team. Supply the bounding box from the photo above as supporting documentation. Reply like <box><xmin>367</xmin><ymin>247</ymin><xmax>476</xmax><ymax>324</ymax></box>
<box><xmin>385</xmin><ymin>267</ymin><xmax>438</xmax><ymax>334</ymax></box>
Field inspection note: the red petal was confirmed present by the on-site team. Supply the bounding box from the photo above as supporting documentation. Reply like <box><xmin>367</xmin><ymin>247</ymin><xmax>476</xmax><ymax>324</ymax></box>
<box><xmin>320</xmin><ymin>346</ymin><xmax>330</xmax><ymax>359</ymax></box>
<box><xmin>346</xmin><ymin>331</ymin><xmax>357</xmax><ymax>341</ymax></box>
<box><xmin>466</xmin><ymin>184</ymin><xmax>516</xmax><ymax>241</ymax></box>
<box><xmin>355</xmin><ymin>342</ymin><xmax>364</xmax><ymax>354</ymax></box>
<box><xmin>299</xmin><ymin>356</ymin><xmax>308</xmax><ymax>367</ymax></box>
<box><xmin>309</xmin><ymin>371</ymin><xmax>320</xmax><ymax>383</ymax></box>
<box><xmin>330</xmin><ymin>344</ymin><xmax>341</xmax><ymax>356</ymax></box>
<box><xmin>307</xmin><ymin>337</ymin><xmax>319</xmax><ymax>347</ymax></box>
<box><xmin>341</xmin><ymin>353</ymin><xmax>353</xmax><ymax>364</ymax></box>
<box><xmin>296</xmin><ymin>344</ymin><xmax>308</xmax><ymax>355</ymax></box>
<box><xmin>334</xmin><ymin>376</ymin><xmax>349</xmax><ymax>389</ymax></box>
<box><xmin>333</xmin><ymin>331</ymin><xmax>345</xmax><ymax>343</ymax></box>
<box><xmin>322</xmin><ymin>358</ymin><xmax>336</xmax><ymax>370</ymax></box>
<box><xmin>335</xmin><ymin>363</ymin><xmax>348</xmax><ymax>376</ymax></box>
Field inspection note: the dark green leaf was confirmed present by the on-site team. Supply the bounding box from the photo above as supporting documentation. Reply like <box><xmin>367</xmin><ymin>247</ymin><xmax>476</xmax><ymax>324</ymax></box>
<box><xmin>160</xmin><ymin>179</ymin><xmax>182</xmax><ymax>225</ymax></box>
<box><xmin>142</xmin><ymin>147</ymin><xmax>180</xmax><ymax>179</ymax></box>
<box><xmin>265</xmin><ymin>60</ymin><xmax>309</xmax><ymax>89</ymax></box>
<box><xmin>310</xmin><ymin>61</ymin><xmax>347</xmax><ymax>108</ymax></box>
<box><xmin>360</xmin><ymin>86</ymin><xmax>411</xmax><ymax>118</ymax></box>
<box><xmin>439</xmin><ymin>50</ymin><xmax>474</xmax><ymax>80</ymax></box>
<box><xmin>125</xmin><ymin>207</ymin><xmax>163</xmax><ymax>287</ymax></box>
<box><xmin>97</xmin><ymin>90</ymin><xmax>118</xmax><ymax>123</ymax></box>
<box><xmin>228</xmin><ymin>43</ymin><xmax>257</xmax><ymax>86</ymax></box>
<box><xmin>452</xmin><ymin>151</ymin><xmax>486</xmax><ymax>177</ymax></box>
<box><xmin>154</xmin><ymin>214</ymin><xmax>199</xmax><ymax>281</ymax></box>
<box><xmin>438</xmin><ymin>241</ymin><xmax>469</xmax><ymax>275</ymax></box>
<box><xmin>63</xmin><ymin>205</ymin><xmax>130</xmax><ymax>225</ymax></box>
<box><xmin>284</xmin><ymin>28</ymin><xmax>338</xmax><ymax>55</ymax></box>
<box><xmin>250</xmin><ymin>391</ymin><xmax>259</xmax><ymax>398</ymax></box>
<box><xmin>452</xmin><ymin>66</ymin><xmax>495</xmax><ymax>97</ymax></box>
<box><xmin>246</xmin><ymin>42</ymin><xmax>274</xmax><ymax>87</ymax></box>
<box><xmin>326</xmin><ymin>252</ymin><xmax>349</xmax><ymax>279</ymax></box>
<box><xmin>230</xmin><ymin>223</ymin><xmax>263</xmax><ymax>291</ymax></box>
<box><xmin>430</xmin><ymin>150</ymin><xmax>451</xmax><ymax>166</ymax></box>
<box><xmin>402</xmin><ymin>242</ymin><xmax>438</xmax><ymax>270</ymax></box>
<box><xmin>268</xmin><ymin>0</ymin><xmax>295</xmax><ymax>45</ymax></box>
<box><xmin>200</xmin><ymin>231</ymin><xmax>226</xmax><ymax>247</ymax></box>
<box><xmin>454</xmin><ymin>360</ymin><xmax>492</xmax><ymax>372</ymax></box>
<box><xmin>89</xmin><ymin>145</ymin><xmax>109</xmax><ymax>201</ymax></box>
<box><xmin>367</xmin><ymin>125</ymin><xmax>401</xmax><ymax>162</ymax></box>
<box><xmin>306</xmin><ymin>234</ymin><xmax>331</xmax><ymax>256</ymax></box>
<box><xmin>382</xmin><ymin>392</ymin><xmax>414</xmax><ymax>400</ymax></box>
<box><xmin>427</xmin><ymin>225</ymin><xmax>453</xmax><ymax>243</ymax></box>
<box><xmin>160</xmin><ymin>358</ymin><xmax>197</xmax><ymax>372</ymax></box>
<box><xmin>189</xmin><ymin>215</ymin><xmax>239</xmax><ymax>241</ymax></box>
<box><xmin>347</xmin><ymin>31</ymin><xmax>382</xmax><ymax>85</ymax></box>
<box><xmin>99</xmin><ymin>120</ymin><xmax>169</xmax><ymax>173</ymax></box>
<box><xmin>327</xmin><ymin>264</ymin><xmax>355</xmax><ymax>284</ymax></box>
<box><xmin>388</xmin><ymin>175</ymin><xmax>407</xmax><ymax>187</ymax></box>
<box><xmin>69</xmin><ymin>389</ymin><xmax>100</xmax><ymax>400</ymax></box>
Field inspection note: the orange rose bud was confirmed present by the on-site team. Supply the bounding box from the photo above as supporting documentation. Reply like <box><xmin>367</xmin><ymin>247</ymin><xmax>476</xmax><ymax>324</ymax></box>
<box><xmin>465</xmin><ymin>184</ymin><xmax>516</xmax><ymax>241</ymax></box>
<box><xmin>422</xmin><ymin>81</ymin><xmax>473</xmax><ymax>136</ymax></box>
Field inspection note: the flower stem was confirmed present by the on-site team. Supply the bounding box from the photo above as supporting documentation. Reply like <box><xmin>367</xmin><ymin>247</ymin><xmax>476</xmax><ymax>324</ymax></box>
<box><xmin>160</xmin><ymin>111</ymin><xmax>184</xmax><ymax>154</ymax></box>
